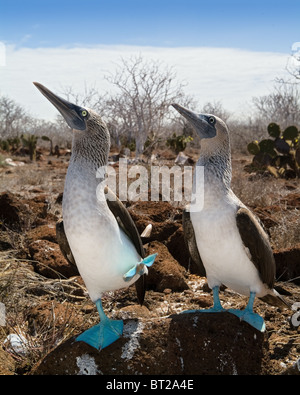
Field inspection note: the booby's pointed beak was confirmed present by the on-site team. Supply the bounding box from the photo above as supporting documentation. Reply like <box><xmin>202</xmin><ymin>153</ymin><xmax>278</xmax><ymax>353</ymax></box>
<box><xmin>172</xmin><ymin>103</ymin><xmax>216</xmax><ymax>139</ymax></box>
<box><xmin>172</xmin><ymin>103</ymin><xmax>201</xmax><ymax>125</ymax></box>
<box><xmin>33</xmin><ymin>82</ymin><xmax>88</xmax><ymax>131</ymax></box>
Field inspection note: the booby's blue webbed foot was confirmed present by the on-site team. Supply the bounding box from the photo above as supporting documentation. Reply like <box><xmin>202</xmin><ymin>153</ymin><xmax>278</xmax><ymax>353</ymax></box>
<box><xmin>123</xmin><ymin>253</ymin><xmax>157</xmax><ymax>281</ymax></box>
<box><xmin>76</xmin><ymin>320</ymin><xmax>123</xmax><ymax>350</ymax></box>
<box><xmin>76</xmin><ymin>299</ymin><xmax>123</xmax><ymax>350</ymax></box>
<box><xmin>228</xmin><ymin>292</ymin><xmax>266</xmax><ymax>332</ymax></box>
<box><xmin>181</xmin><ymin>286</ymin><xmax>226</xmax><ymax>314</ymax></box>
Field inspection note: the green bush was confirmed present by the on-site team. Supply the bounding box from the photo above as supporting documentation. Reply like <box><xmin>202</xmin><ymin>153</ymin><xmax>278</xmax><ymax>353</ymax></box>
<box><xmin>0</xmin><ymin>140</ymin><xmax>10</xmax><ymax>152</ymax></box>
<box><xmin>0</xmin><ymin>137</ymin><xmax>21</xmax><ymax>152</ymax></box>
<box><xmin>166</xmin><ymin>133</ymin><xmax>193</xmax><ymax>154</ymax></box>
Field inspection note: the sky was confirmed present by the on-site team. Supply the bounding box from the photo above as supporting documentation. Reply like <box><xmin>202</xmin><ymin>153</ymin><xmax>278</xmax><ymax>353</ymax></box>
<box><xmin>0</xmin><ymin>0</ymin><xmax>299</xmax><ymax>121</ymax></box>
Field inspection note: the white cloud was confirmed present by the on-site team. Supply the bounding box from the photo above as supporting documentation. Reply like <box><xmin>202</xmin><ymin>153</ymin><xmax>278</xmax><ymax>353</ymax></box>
<box><xmin>20</xmin><ymin>34</ymin><xmax>33</xmax><ymax>45</ymax></box>
<box><xmin>0</xmin><ymin>44</ymin><xmax>290</xmax><ymax>121</ymax></box>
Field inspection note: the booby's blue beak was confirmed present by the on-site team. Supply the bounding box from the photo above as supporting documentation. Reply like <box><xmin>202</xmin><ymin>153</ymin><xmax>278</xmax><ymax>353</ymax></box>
<box><xmin>172</xmin><ymin>103</ymin><xmax>216</xmax><ymax>139</ymax></box>
<box><xmin>33</xmin><ymin>82</ymin><xmax>88</xmax><ymax>131</ymax></box>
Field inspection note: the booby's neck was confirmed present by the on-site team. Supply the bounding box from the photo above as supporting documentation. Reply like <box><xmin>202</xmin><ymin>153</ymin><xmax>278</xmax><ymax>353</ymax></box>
<box><xmin>70</xmin><ymin>129</ymin><xmax>110</xmax><ymax>173</ymax></box>
<box><xmin>194</xmin><ymin>138</ymin><xmax>232</xmax><ymax>206</ymax></box>
<box><xmin>198</xmin><ymin>150</ymin><xmax>232</xmax><ymax>191</ymax></box>
<box><xmin>63</xmin><ymin>130</ymin><xmax>110</xmax><ymax>216</ymax></box>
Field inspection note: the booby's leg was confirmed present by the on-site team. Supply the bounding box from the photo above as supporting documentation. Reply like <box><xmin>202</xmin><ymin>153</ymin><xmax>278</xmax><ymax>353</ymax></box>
<box><xmin>76</xmin><ymin>299</ymin><xmax>123</xmax><ymax>350</ymax></box>
<box><xmin>228</xmin><ymin>292</ymin><xmax>266</xmax><ymax>332</ymax></box>
<box><xmin>182</xmin><ymin>286</ymin><xmax>226</xmax><ymax>314</ymax></box>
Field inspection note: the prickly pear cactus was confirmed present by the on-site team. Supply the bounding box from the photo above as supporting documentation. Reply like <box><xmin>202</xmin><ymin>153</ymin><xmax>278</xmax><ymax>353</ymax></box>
<box><xmin>167</xmin><ymin>133</ymin><xmax>193</xmax><ymax>154</ymax></box>
<box><xmin>246</xmin><ymin>123</ymin><xmax>300</xmax><ymax>178</ymax></box>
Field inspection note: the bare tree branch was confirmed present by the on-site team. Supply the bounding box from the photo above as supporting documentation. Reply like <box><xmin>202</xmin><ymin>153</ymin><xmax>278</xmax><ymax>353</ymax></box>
<box><xmin>104</xmin><ymin>55</ymin><xmax>189</xmax><ymax>158</ymax></box>
<box><xmin>252</xmin><ymin>83</ymin><xmax>300</xmax><ymax>128</ymax></box>
<box><xmin>0</xmin><ymin>96</ymin><xmax>28</xmax><ymax>138</ymax></box>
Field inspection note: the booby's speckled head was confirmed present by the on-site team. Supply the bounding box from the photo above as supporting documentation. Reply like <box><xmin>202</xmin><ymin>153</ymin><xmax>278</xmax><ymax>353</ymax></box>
<box><xmin>172</xmin><ymin>103</ymin><xmax>232</xmax><ymax>188</ymax></box>
<box><xmin>34</xmin><ymin>82</ymin><xmax>110</xmax><ymax>168</ymax></box>
<box><xmin>172</xmin><ymin>103</ymin><xmax>229</xmax><ymax>143</ymax></box>
<box><xmin>33</xmin><ymin>82</ymin><xmax>90</xmax><ymax>131</ymax></box>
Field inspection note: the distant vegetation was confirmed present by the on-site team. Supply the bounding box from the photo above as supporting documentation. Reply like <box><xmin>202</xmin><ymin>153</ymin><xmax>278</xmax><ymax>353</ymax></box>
<box><xmin>167</xmin><ymin>133</ymin><xmax>193</xmax><ymax>154</ymax></box>
<box><xmin>246</xmin><ymin>123</ymin><xmax>300</xmax><ymax>178</ymax></box>
<box><xmin>0</xmin><ymin>53</ymin><xmax>299</xmax><ymax>160</ymax></box>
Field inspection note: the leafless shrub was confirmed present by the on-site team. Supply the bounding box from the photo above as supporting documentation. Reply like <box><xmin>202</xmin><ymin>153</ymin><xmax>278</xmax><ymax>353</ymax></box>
<box><xmin>0</xmin><ymin>255</ymin><xmax>92</xmax><ymax>373</ymax></box>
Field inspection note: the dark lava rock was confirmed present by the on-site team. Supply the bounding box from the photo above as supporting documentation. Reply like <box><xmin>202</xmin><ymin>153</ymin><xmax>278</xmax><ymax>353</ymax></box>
<box><xmin>145</xmin><ymin>241</ymin><xmax>189</xmax><ymax>292</ymax></box>
<box><xmin>274</xmin><ymin>244</ymin><xmax>300</xmax><ymax>285</ymax></box>
<box><xmin>31</xmin><ymin>312</ymin><xmax>270</xmax><ymax>375</ymax></box>
<box><xmin>29</xmin><ymin>239</ymin><xmax>79</xmax><ymax>278</ymax></box>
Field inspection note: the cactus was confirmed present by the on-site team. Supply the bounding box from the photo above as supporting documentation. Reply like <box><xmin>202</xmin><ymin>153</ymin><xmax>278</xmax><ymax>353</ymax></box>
<box><xmin>21</xmin><ymin>134</ymin><xmax>39</xmax><ymax>161</ymax></box>
<box><xmin>0</xmin><ymin>137</ymin><xmax>21</xmax><ymax>152</ymax></box>
<box><xmin>0</xmin><ymin>140</ymin><xmax>10</xmax><ymax>152</ymax></box>
<box><xmin>246</xmin><ymin>123</ymin><xmax>300</xmax><ymax>178</ymax></box>
<box><xmin>7</xmin><ymin>137</ymin><xmax>21</xmax><ymax>151</ymax></box>
<box><xmin>167</xmin><ymin>133</ymin><xmax>193</xmax><ymax>154</ymax></box>
<box><xmin>41</xmin><ymin>135</ymin><xmax>54</xmax><ymax>155</ymax></box>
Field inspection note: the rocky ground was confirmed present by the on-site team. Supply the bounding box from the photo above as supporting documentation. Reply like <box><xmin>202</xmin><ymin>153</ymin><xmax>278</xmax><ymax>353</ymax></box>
<box><xmin>0</xmin><ymin>148</ymin><xmax>299</xmax><ymax>375</ymax></box>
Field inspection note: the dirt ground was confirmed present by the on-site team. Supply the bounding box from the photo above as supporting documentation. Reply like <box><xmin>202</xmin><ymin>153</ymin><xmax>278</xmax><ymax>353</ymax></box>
<box><xmin>0</xmin><ymin>147</ymin><xmax>299</xmax><ymax>375</ymax></box>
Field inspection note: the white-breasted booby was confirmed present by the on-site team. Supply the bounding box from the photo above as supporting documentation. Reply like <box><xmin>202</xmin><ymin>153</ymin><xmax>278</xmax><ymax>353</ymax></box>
<box><xmin>34</xmin><ymin>82</ymin><xmax>157</xmax><ymax>350</ymax></box>
<box><xmin>172</xmin><ymin>103</ymin><xmax>290</xmax><ymax>332</ymax></box>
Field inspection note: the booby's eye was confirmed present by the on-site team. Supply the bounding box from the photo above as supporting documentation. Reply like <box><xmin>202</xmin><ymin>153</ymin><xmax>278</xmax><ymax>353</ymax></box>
<box><xmin>208</xmin><ymin>116</ymin><xmax>215</xmax><ymax>125</ymax></box>
<box><xmin>81</xmin><ymin>110</ymin><xmax>88</xmax><ymax>117</ymax></box>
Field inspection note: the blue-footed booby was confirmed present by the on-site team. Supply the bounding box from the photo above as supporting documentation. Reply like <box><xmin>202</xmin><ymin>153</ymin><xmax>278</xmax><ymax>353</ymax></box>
<box><xmin>172</xmin><ymin>103</ymin><xmax>290</xmax><ymax>332</ymax></box>
<box><xmin>34</xmin><ymin>82</ymin><xmax>157</xmax><ymax>350</ymax></box>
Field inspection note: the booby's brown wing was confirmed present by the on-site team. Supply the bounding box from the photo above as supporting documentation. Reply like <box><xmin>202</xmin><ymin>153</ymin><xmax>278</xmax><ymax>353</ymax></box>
<box><xmin>56</xmin><ymin>219</ymin><xmax>77</xmax><ymax>267</ymax></box>
<box><xmin>104</xmin><ymin>186</ymin><xmax>146</xmax><ymax>305</ymax></box>
<box><xmin>182</xmin><ymin>208</ymin><xmax>206</xmax><ymax>277</ymax></box>
<box><xmin>236</xmin><ymin>207</ymin><xmax>275</xmax><ymax>289</ymax></box>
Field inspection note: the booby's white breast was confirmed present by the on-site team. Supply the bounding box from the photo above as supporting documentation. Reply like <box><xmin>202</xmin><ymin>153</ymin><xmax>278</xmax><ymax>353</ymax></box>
<box><xmin>62</xmin><ymin>164</ymin><xmax>142</xmax><ymax>302</ymax></box>
<box><xmin>191</xmin><ymin>192</ymin><xmax>268</xmax><ymax>298</ymax></box>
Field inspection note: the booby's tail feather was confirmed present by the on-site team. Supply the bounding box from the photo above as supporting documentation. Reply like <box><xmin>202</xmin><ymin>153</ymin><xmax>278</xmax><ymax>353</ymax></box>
<box><xmin>259</xmin><ymin>290</ymin><xmax>291</xmax><ymax>309</ymax></box>
<box><xmin>141</xmin><ymin>223</ymin><xmax>152</xmax><ymax>238</ymax></box>
<box><xmin>123</xmin><ymin>253</ymin><xmax>157</xmax><ymax>282</ymax></box>
<box><xmin>141</xmin><ymin>223</ymin><xmax>153</xmax><ymax>244</ymax></box>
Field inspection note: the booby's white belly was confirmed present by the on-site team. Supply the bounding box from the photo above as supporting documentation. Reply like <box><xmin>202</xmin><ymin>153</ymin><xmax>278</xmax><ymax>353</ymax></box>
<box><xmin>191</xmin><ymin>203</ymin><xmax>266</xmax><ymax>298</ymax></box>
<box><xmin>65</xmin><ymin>219</ymin><xmax>141</xmax><ymax>301</ymax></box>
<box><xmin>62</xmin><ymin>168</ymin><xmax>142</xmax><ymax>302</ymax></box>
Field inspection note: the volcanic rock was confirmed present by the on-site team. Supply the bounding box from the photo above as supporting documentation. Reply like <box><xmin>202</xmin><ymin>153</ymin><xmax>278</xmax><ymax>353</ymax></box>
<box><xmin>31</xmin><ymin>312</ymin><xmax>270</xmax><ymax>375</ymax></box>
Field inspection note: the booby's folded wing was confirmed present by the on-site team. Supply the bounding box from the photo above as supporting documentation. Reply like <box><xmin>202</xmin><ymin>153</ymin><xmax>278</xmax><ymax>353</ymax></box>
<box><xmin>56</xmin><ymin>219</ymin><xmax>77</xmax><ymax>267</ymax></box>
<box><xmin>104</xmin><ymin>186</ymin><xmax>147</xmax><ymax>305</ymax></box>
<box><xmin>182</xmin><ymin>208</ymin><xmax>206</xmax><ymax>277</ymax></box>
<box><xmin>236</xmin><ymin>207</ymin><xmax>275</xmax><ymax>289</ymax></box>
